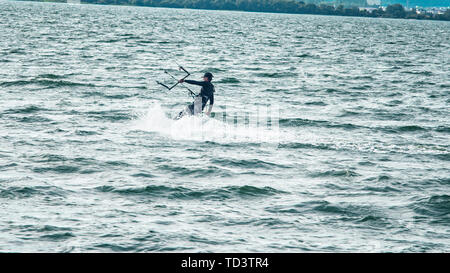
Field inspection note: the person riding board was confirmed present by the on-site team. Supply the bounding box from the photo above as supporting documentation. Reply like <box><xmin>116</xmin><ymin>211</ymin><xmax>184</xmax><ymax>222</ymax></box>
<box><xmin>177</xmin><ymin>72</ymin><xmax>214</xmax><ymax>118</ymax></box>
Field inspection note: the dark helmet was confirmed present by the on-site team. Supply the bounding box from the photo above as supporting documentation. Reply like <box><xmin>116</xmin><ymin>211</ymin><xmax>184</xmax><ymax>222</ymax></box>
<box><xmin>203</xmin><ymin>72</ymin><xmax>213</xmax><ymax>81</ymax></box>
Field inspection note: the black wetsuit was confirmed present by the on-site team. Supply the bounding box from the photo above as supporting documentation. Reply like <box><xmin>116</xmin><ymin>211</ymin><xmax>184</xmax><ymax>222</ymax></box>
<box><xmin>185</xmin><ymin>80</ymin><xmax>214</xmax><ymax>114</ymax></box>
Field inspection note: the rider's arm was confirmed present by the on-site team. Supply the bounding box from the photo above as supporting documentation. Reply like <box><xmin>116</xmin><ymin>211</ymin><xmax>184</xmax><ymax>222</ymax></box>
<box><xmin>181</xmin><ymin>80</ymin><xmax>205</xmax><ymax>86</ymax></box>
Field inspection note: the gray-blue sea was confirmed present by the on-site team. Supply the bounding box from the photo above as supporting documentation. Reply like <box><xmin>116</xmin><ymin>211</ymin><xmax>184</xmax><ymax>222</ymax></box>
<box><xmin>0</xmin><ymin>1</ymin><xmax>449</xmax><ymax>252</ymax></box>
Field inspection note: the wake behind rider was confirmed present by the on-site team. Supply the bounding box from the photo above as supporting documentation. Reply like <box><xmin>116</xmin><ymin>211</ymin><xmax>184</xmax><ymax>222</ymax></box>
<box><xmin>179</xmin><ymin>72</ymin><xmax>214</xmax><ymax>116</ymax></box>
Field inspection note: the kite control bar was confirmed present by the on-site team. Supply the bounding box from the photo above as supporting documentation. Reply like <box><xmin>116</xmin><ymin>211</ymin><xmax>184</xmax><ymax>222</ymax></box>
<box><xmin>156</xmin><ymin>66</ymin><xmax>197</xmax><ymax>98</ymax></box>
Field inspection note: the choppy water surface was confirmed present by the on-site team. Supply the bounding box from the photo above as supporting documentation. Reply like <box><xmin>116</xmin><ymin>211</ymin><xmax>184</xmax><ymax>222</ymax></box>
<box><xmin>0</xmin><ymin>1</ymin><xmax>449</xmax><ymax>252</ymax></box>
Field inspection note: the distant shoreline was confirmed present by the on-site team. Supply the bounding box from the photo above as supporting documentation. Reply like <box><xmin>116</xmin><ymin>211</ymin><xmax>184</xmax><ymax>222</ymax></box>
<box><xmin>18</xmin><ymin>0</ymin><xmax>450</xmax><ymax>21</ymax></box>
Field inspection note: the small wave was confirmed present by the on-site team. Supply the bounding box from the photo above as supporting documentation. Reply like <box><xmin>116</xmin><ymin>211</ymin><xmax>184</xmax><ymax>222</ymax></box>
<box><xmin>358</xmin><ymin>161</ymin><xmax>376</xmax><ymax>166</ymax></box>
<box><xmin>397</xmin><ymin>125</ymin><xmax>427</xmax><ymax>132</ymax></box>
<box><xmin>325</xmin><ymin>88</ymin><xmax>343</xmax><ymax>93</ymax></box>
<box><xmin>203</xmin><ymin>67</ymin><xmax>227</xmax><ymax>73</ymax></box>
<box><xmin>230</xmin><ymin>185</ymin><xmax>285</xmax><ymax>196</ymax></box>
<box><xmin>372</xmin><ymin>112</ymin><xmax>412</xmax><ymax>121</ymax></box>
<box><xmin>80</xmin><ymin>91</ymin><xmax>104</xmax><ymax>98</ymax></box>
<box><xmin>137</xmin><ymin>39</ymin><xmax>154</xmax><ymax>44</ymax></box>
<box><xmin>211</xmin><ymin>158</ymin><xmax>287</xmax><ymax>169</ymax></box>
<box><xmin>0</xmin><ymin>79</ymin><xmax>95</xmax><ymax>88</ymax></box>
<box><xmin>295</xmin><ymin>53</ymin><xmax>313</xmax><ymax>58</ymax></box>
<box><xmin>16</xmin><ymin>116</ymin><xmax>53</xmax><ymax>123</ymax></box>
<box><xmin>103</xmin><ymin>93</ymin><xmax>139</xmax><ymax>99</ymax></box>
<box><xmin>309</xmin><ymin>169</ymin><xmax>360</xmax><ymax>178</ymax></box>
<box><xmin>40</xmin><ymin>232</ymin><xmax>75</xmax><ymax>242</ymax></box>
<box><xmin>105</xmin><ymin>160</ymin><xmax>132</xmax><ymax>167</ymax></box>
<box><xmin>97</xmin><ymin>38</ymin><xmax>122</xmax><ymax>43</ymax></box>
<box><xmin>355</xmin><ymin>215</ymin><xmax>391</xmax><ymax>227</ymax></box>
<box><xmin>434</xmin><ymin>153</ymin><xmax>450</xmax><ymax>162</ymax></box>
<box><xmin>93</xmin><ymin>243</ymin><xmax>140</xmax><ymax>252</ymax></box>
<box><xmin>350</xmin><ymin>85</ymin><xmax>372</xmax><ymax>90</ymax></box>
<box><xmin>349</xmin><ymin>48</ymin><xmax>366</xmax><ymax>53</ymax></box>
<box><xmin>21</xmin><ymin>225</ymin><xmax>73</xmax><ymax>233</ymax></box>
<box><xmin>415</xmin><ymin>81</ymin><xmax>436</xmax><ymax>86</ymax></box>
<box><xmin>3</xmin><ymin>105</ymin><xmax>48</xmax><ymax>114</ymax></box>
<box><xmin>0</xmin><ymin>163</ymin><xmax>18</xmax><ymax>170</ymax></box>
<box><xmin>384</xmin><ymin>99</ymin><xmax>403</xmax><ymax>107</ymax></box>
<box><xmin>7</xmin><ymin>48</ymin><xmax>26</xmax><ymax>55</ymax></box>
<box><xmin>279</xmin><ymin>117</ymin><xmax>361</xmax><ymax>130</ymax></box>
<box><xmin>304</xmin><ymin>101</ymin><xmax>327</xmax><ymax>106</ymax></box>
<box><xmin>30</xmin><ymin>154</ymin><xmax>68</xmax><ymax>163</ymax></box>
<box><xmin>412</xmin><ymin>195</ymin><xmax>450</xmax><ymax>221</ymax></box>
<box><xmin>113</xmin><ymin>53</ymin><xmax>132</xmax><ymax>59</ymax></box>
<box><xmin>278</xmin><ymin>142</ymin><xmax>334</xmax><ymax>151</ymax></box>
<box><xmin>75</xmin><ymin>130</ymin><xmax>99</xmax><ymax>136</ymax></box>
<box><xmin>402</xmin><ymin>70</ymin><xmax>433</xmax><ymax>76</ymax></box>
<box><xmin>265</xmin><ymin>206</ymin><xmax>302</xmax><ymax>214</ymax></box>
<box><xmin>337</xmin><ymin>110</ymin><xmax>361</xmax><ymax>117</ymax></box>
<box><xmin>33</xmin><ymin>165</ymin><xmax>80</xmax><ymax>174</ymax></box>
<box><xmin>280</xmin><ymin>117</ymin><xmax>326</xmax><ymax>127</ymax></box>
<box><xmin>0</xmin><ymin>186</ymin><xmax>66</xmax><ymax>199</ymax></box>
<box><xmin>308</xmin><ymin>201</ymin><xmax>371</xmax><ymax>218</ymax></box>
<box><xmin>96</xmin><ymin>185</ymin><xmax>285</xmax><ymax>200</ymax></box>
<box><xmin>29</xmin><ymin>155</ymin><xmax>134</xmax><ymax>174</ymax></box>
<box><xmin>86</xmin><ymin>110</ymin><xmax>132</xmax><ymax>122</ymax></box>
<box><xmin>37</xmin><ymin>73</ymin><xmax>67</xmax><ymax>79</ymax></box>
<box><xmin>158</xmin><ymin>164</ymin><xmax>230</xmax><ymax>177</ymax></box>
<box><xmin>381</xmin><ymin>125</ymin><xmax>428</xmax><ymax>134</ymax></box>
<box><xmin>216</xmin><ymin>77</ymin><xmax>240</xmax><ymax>84</ymax></box>
<box><xmin>268</xmin><ymin>201</ymin><xmax>387</xmax><ymax>226</ymax></box>
<box><xmin>361</xmin><ymin>186</ymin><xmax>400</xmax><ymax>193</ymax></box>
<box><xmin>435</xmin><ymin>126</ymin><xmax>450</xmax><ymax>133</ymax></box>
<box><xmin>352</xmin><ymin>75</ymin><xmax>374</xmax><ymax>80</ymax></box>
<box><xmin>252</xmin><ymin>217</ymin><xmax>292</xmax><ymax>228</ymax></box>
<box><xmin>253</xmin><ymin>72</ymin><xmax>298</xmax><ymax>78</ymax></box>
<box><xmin>131</xmin><ymin>172</ymin><xmax>156</xmax><ymax>178</ymax></box>
<box><xmin>187</xmin><ymin>235</ymin><xmax>223</xmax><ymax>245</ymax></box>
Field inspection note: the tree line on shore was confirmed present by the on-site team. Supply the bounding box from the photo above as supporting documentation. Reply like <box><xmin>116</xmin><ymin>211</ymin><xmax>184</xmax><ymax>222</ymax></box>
<box><xmin>36</xmin><ymin>0</ymin><xmax>450</xmax><ymax>21</ymax></box>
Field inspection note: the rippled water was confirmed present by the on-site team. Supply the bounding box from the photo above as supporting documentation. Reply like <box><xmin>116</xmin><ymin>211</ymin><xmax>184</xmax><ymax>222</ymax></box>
<box><xmin>1</xmin><ymin>1</ymin><xmax>449</xmax><ymax>252</ymax></box>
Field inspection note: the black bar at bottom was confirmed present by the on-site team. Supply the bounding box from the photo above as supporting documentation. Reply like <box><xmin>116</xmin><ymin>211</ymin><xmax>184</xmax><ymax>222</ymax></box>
<box><xmin>0</xmin><ymin>253</ymin><xmax>446</xmax><ymax>272</ymax></box>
